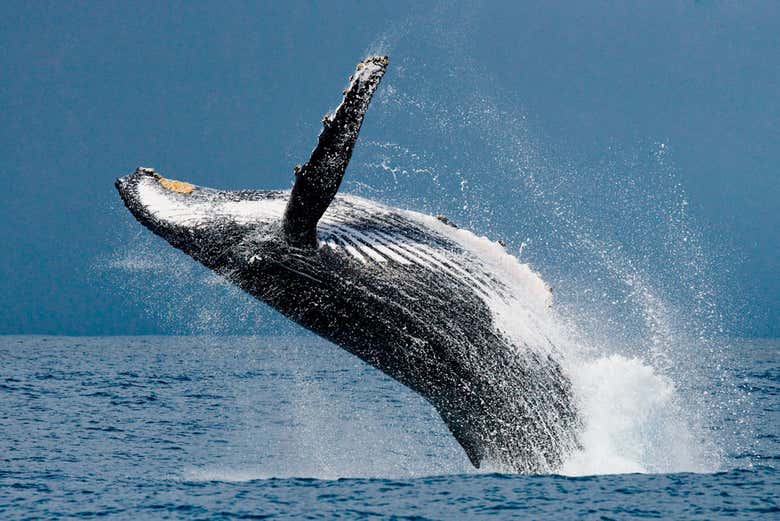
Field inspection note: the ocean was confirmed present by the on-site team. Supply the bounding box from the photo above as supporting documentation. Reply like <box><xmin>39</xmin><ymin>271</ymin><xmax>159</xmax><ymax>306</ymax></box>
<box><xmin>1</xmin><ymin>335</ymin><xmax>777</xmax><ymax>519</ymax></box>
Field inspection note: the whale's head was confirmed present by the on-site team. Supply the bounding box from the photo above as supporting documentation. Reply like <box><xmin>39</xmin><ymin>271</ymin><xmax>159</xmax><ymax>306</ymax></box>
<box><xmin>115</xmin><ymin>167</ymin><xmax>288</xmax><ymax>270</ymax></box>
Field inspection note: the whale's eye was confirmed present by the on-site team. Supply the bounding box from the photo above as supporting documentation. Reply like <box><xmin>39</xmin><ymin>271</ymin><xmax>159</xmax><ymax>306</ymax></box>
<box><xmin>158</xmin><ymin>176</ymin><xmax>195</xmax><ymax>194</ymax></box>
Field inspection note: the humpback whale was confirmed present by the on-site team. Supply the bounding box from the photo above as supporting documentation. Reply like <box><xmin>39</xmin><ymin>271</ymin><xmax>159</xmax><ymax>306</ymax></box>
<box><xmin>115</xmin><ymin>56</ymin><xmax>579</xmax><ymax>473</ymax></box>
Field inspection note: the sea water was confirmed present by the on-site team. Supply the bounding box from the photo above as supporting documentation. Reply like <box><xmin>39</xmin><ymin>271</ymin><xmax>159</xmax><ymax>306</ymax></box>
<box><xmin>1</xmin><ymin>335</ymin><xmax>777</xmax><ymax>519</ymax></box>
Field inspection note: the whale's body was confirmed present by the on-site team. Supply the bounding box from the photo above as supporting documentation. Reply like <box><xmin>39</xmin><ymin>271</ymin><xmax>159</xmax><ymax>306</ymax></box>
<box><xmin>116</xmin><ymin>57</ymin><xmax>579</xmax><ymax>472</ymax></box>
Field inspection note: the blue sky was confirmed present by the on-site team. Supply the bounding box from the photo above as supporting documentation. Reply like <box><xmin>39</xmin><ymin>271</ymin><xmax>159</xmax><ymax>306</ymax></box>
<box><xmin>1</xmin><ymin>1</ymin><xmax>777</xmax><ymax>337</ymax></box>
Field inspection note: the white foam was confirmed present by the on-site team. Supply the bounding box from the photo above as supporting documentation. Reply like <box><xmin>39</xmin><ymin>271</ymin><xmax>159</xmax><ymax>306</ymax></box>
<box><xmin>181</xmin><ymin>468</ymin><xmax>275</xmax><ymax>483</ymax></box>
<box><xmin>561</xmin><ymin>354</ymin><xmax>718</xmax><ymax>475</ymax></box>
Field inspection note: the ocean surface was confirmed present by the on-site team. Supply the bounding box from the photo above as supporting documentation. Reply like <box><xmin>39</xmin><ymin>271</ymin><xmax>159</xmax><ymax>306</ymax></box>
<box><xmin>1</xmin><ymin>335</ymin><xmax>777</xmax><ymax>519</ymax></box>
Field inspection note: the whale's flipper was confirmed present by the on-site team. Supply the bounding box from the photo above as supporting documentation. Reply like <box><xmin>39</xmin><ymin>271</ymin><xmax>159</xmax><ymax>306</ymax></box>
<box><xmin>282</xmin><ymin>56</ymin><xmax>388</xmax><ymax>247</ymax></box>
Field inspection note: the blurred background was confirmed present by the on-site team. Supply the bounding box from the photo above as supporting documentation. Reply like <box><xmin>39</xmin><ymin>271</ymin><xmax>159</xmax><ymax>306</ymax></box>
<box><xmin>1</xmin><ymin>1</ymin><xmax>777</xmax><ymax>338</ymax></box>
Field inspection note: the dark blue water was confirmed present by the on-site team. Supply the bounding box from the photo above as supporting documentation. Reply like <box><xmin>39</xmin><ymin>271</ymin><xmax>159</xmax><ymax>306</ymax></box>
<box><xmin>1</xmin><ymin>336</ymin><xmax>777</xmax><ymax>519</ymax></box>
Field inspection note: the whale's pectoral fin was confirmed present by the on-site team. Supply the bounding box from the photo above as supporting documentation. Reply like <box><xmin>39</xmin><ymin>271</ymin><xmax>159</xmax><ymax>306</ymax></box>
<box><xmin>281</xmin><ymin>56</ymin><xmax>388</xmax><ymax>247</ymax></box>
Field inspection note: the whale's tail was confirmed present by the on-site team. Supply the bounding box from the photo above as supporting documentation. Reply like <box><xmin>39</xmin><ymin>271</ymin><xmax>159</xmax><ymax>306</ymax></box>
<box><xmin>281</xmin><ymin>56</ymin><xmax>388</xmax><ymax>248</ymax></box>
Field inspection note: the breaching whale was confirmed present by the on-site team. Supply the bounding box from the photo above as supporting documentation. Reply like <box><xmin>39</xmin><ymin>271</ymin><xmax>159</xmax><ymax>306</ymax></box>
<box><xmin>115</xmin><ymin>56</ymin><xmax>579</xmax><ymax>473</ymax></box>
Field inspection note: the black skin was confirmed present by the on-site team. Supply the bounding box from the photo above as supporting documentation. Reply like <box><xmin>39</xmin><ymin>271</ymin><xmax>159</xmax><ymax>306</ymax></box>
<box><xmin>115</xmin><ymin>57</ymin><xmax>580</xmax><ymax>472</ymax></box>
<box><xmin>282</xmin><ymin>56</ymin><xmax>389</xmax><ymax>248</ymax></box>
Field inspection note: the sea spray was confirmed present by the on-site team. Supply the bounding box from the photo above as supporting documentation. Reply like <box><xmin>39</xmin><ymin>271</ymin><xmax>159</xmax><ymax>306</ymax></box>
<box><xmin>98</xmin><ymin>232</ymin><xmax>285</xmax><ymax>335</ymax></box>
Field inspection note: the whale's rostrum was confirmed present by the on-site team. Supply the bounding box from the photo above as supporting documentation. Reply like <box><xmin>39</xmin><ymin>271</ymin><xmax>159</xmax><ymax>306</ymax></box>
<box><xmin>115</xmin><ymin>56</ymin><xmax>580</xmax><ymax>473</ymax></box>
